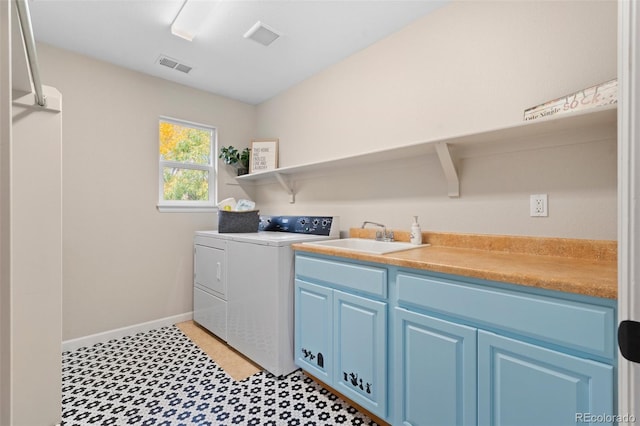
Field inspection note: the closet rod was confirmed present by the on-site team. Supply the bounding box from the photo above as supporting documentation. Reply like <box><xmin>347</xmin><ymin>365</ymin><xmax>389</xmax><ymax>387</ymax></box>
<box><xmin>15</xmin><ymin>0</ymin><xmax>45</xmax><ymax>107</ymax></box>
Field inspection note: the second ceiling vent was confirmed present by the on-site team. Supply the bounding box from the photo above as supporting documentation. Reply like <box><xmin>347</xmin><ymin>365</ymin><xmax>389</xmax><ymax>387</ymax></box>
<box><xmin>243</xmin><ymin>21</ymin><xmax>281</xmax><ymax>47</ymax></box>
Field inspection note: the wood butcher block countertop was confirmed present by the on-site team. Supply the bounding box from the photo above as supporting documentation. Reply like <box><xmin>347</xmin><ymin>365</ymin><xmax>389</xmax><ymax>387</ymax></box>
<box><xmin>292</xmin><ymin>228</ymin><xmax>618</xmax><ymax>300</ymax></box>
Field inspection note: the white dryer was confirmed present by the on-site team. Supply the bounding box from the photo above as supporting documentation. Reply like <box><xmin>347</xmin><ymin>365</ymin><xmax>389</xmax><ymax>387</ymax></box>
<box><xmin>194</xmin><ymin>215</ymin><xmax>338</xmax><ymax>377</ymax></box>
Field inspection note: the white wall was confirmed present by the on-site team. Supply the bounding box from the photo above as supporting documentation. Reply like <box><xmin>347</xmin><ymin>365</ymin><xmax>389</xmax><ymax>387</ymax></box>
<box><xmin>255</xmin><ymin>0</ymin><xmax>618</xmax><ymax>240</ymax></box>
<box><xmin>11</xmin><ymin>86</ymin><xmax>63</xmax><ymax>426</ymax></box>
<box><xmin>0</xmin><ymin>1</ymin><xmax>10</xmax><ymax>422</ymax></box>
<box><xmin>37</xmin><ymin>44</ymin><xmax>256</xmax><ymax>341</ymax></box>
<box><xmin>3</xmin><ymin>4</ymin><xmax>63</xmax><ymax>424</ymax></box>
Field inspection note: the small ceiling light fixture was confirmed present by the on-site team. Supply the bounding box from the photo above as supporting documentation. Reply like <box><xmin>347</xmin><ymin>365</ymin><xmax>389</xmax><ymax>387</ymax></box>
<box><xmin>243</xmin><ymin>21</ymin><xmax>281</xmax><ymax>47</ymax></box>
<box><xmin>171</xmin><ymin>0</ymin><xmax>217</xmax><ymax>42</ymax></box>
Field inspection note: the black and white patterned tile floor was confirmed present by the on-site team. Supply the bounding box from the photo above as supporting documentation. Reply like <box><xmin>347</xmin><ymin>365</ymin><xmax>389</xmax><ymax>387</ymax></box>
<box><xmin>61</xmin><ymin>325</ymin><xmax>378</xmax><ymax>426</ymax></box>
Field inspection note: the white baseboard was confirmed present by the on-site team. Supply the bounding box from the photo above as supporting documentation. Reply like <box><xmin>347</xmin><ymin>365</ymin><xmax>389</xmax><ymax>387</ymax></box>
<box><xmin>62</xmin><ymin>312</ymin><xmax>193</xmax><ymax>352</ymax></box>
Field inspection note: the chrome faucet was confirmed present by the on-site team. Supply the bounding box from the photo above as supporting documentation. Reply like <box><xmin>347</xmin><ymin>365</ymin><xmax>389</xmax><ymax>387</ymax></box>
<box><xmin>361</xmin><ymin>221</ymin><xmax>394</xmax><ymax>242</ymax></box>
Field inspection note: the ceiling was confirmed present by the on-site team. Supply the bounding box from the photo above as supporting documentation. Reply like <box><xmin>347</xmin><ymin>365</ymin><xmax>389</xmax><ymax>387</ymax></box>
<box><xmin>28</xmin><ymin>0</ymin><xmax>446</xmax><ymax>105</ymax></box>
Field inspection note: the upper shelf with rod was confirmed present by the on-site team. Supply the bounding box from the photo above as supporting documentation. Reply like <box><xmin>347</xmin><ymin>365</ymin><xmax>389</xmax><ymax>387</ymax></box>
<box><xmin>235</xmin><ymin>105</ymin><xmax>617</xmax><ymax>203</ymax></box>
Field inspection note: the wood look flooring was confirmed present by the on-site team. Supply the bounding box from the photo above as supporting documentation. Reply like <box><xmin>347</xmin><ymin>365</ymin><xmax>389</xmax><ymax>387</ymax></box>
<box><xmin>176</xmin><ymin>320</ymin><xmax>261</xmax><ymax>381</ymax></box>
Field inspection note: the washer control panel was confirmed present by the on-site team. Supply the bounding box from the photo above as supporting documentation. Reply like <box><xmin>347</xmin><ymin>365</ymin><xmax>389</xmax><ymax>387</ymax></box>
<box><xmin>259</xmin><ymin>215</ymin><xmax>338</xmax><ymax>236</ymax></box>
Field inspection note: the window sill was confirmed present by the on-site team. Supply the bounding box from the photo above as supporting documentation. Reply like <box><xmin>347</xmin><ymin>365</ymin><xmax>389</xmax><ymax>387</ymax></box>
<box><xmin>157</xmin><ymin>204</ymin><xmax>218</xmax><ymax>213</ymax></box>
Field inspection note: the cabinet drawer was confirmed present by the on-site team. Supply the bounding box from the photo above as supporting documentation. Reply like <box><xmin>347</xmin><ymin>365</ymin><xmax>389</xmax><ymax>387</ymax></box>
<box><xmin>296</xmin><ymin>255</ymin><xmax>387</xmax><ymax>298</ymax></box>
<box><xmin>396</xmin><ymin>273</ymin><xmax>615</xmax><ymax>360</ymax></box>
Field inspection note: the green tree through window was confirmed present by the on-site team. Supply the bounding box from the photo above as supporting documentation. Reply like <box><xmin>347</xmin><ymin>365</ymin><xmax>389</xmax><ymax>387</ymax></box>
<box><xmin>158</xmin><ymin>118</ymin><xmax>216</xmax><ymax>210</ymax></box>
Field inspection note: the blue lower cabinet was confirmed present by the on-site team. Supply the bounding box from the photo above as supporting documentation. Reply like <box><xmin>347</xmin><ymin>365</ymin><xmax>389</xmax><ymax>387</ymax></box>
<box><xmin>478</xmin><ymin>330</ymin><xmax>614</xmax><ymax>426</ymax></box>
<box><xmin>333</xmin><ymin>290</ymin><xmax>387</xmax><ymax>419</ymax></box>
<box><xmin>295</xmin><ymin>254</ymin><xmax>616</xmax><ymax>426</ymax></box>
<box><xmin>395</xmin><ymin>307</ymin><xmax>477</xmax><ymax>426</ymax></box>
<box><xmin>294</xmin><ymin>256</ymin><xmax>389</xmax><ymax>421</ymax></box>
<box><xmin>295</xmin><ymin>280</ymin><xmax>333</xmax><ymax>382</ymax></box>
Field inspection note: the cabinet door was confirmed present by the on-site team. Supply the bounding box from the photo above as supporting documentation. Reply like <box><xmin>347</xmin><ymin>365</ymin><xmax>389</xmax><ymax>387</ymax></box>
<box><xmin>478</xmin><ymin>330</ymin><xmax>614</xmax><ymax>426</ymax></box>
<box><xmin>295</xmin><ymin>279</ymin><xmax>333</xmax><ymax>382</ymax></box>
<box><xmin>333</xmin><ymin>289</ymin><xmax>387</xmax><ymax>419</ymax></box>
<box><xmin>394</xmin><ymin>308</ymin><xmax>477</xmax><ymax>426</ymax></box>
<box><xmin>194</xmin><ymin>244</ymin><xmax>226</xmax><ymax>298</ymax></box>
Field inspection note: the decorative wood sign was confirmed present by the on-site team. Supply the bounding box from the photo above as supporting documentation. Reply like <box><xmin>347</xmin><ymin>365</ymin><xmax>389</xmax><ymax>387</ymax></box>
<box><xmin>250</xmin><ymin>139</ymin><xmax>279</xmax><ymax>173</ymax></box>
<box><xmin>524</xmin><ymin>79</ymin><xmax>617</xmax><ymax>121</ymax></box>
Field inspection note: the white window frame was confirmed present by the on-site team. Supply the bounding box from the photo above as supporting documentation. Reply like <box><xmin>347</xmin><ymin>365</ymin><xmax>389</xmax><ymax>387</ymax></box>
<box><xmin>157</xmin><ymin>116</ymin><xmax>217</xmax><ymax>212</ymax></box>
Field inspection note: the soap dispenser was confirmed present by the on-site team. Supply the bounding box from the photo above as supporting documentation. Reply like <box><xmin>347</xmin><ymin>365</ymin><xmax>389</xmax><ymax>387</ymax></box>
<box><xmin>410</xmin><ymin>216</ymin><xmax>422</xmax><ymax>245</ymax></box>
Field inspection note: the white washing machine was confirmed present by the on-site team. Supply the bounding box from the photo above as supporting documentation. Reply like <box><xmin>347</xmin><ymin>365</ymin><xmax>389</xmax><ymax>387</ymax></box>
<box><xmin>194</xmin><ymin>215</ymin><xmax>339</xmax><ymax>377</ymax></box>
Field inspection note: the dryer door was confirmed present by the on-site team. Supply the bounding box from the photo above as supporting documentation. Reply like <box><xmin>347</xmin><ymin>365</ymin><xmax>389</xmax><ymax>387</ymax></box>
<box><xmin>195</xmin><ymin>244</ymin><xmax>226</xmax><ymax>298</ymax></box>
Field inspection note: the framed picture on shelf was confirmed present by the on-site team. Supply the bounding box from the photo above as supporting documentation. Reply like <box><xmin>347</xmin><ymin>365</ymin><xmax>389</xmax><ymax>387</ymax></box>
<box><xmin>250</xmin><ymin>139</ymin><xmax>279</xmax><ymax>173</ymax></box>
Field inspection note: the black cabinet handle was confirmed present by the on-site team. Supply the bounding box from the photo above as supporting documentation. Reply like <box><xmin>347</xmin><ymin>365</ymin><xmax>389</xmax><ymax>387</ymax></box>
<box><xmin>619</xmin><ymin>320</ymin><xmax>640</xmax><ymax>363</ymax></box>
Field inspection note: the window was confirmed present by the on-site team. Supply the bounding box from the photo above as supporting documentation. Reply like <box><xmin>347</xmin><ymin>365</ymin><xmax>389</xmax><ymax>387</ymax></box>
<box><xmin>158</xmin><ymin>117</ymin><xmax>216</xmax><ymax>212</ymax></box>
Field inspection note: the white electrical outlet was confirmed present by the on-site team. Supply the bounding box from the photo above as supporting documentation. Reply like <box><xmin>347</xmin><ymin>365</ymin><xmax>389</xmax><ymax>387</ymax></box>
<box><xmin>530</xmin><ymin>194</ymin><xmax>548</xmax><ymax>217</ymax></box>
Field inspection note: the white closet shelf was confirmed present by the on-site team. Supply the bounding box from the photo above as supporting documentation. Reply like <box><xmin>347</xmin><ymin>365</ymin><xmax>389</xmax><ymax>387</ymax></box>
<box><xmin>236</xmin><ymin>105</ymin><xmax>617</xmax><ymax>202</ymax></box>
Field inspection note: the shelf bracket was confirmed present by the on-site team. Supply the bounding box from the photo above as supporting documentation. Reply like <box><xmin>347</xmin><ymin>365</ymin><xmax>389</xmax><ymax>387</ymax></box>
<box><xmin>435</xmin><ymin>142</ymin><xmax>460</xmax><ymax>198</ymax></box>
<box><xmin>274</xmin><ymin>172</ymin><xmax>295</xmax><ymax>203</ymax></box>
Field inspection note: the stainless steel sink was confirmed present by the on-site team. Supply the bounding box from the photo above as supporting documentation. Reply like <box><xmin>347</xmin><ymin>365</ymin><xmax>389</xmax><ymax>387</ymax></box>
<box><xmin>301</xmin><ymin>238</ymin><xmax>424</xmax><ymax>255</ymax></box>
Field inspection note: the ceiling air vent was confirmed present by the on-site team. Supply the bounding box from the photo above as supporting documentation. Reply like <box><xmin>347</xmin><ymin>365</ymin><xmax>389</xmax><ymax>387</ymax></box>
<box><xmin>175</xmin><ymin>63</ymin><xmax>192</xmax><ymax>74</ymax></box>
<box><xmin>243</xmin><ymin>21</ymin><xmax>281</xmax><ymax>47</ymax></box>
<box><xmin>157</xmin><ymin>55</ymin><xmax>192</xmax><ymax>74</ymax></box>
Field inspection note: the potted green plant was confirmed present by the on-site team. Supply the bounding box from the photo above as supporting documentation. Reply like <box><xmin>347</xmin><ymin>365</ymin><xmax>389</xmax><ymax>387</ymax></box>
<box><xmin>219</xmin><ymin>146</ymin><xmax>250</xmax><ymax>176</ymax></box>
<box><xmin>239</xmin><ymin>147</ymin><xmax>250</xmax><ymax>175</ymax></box>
